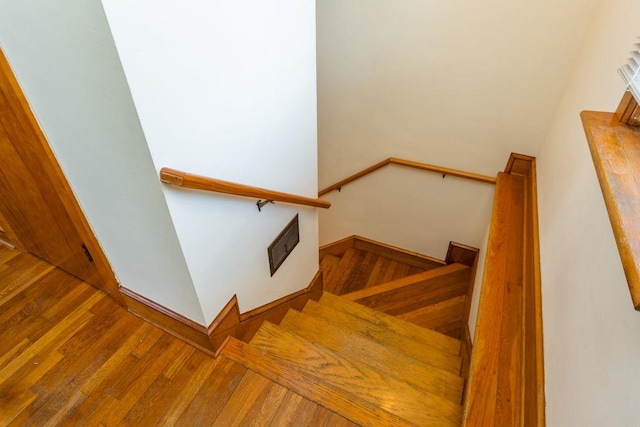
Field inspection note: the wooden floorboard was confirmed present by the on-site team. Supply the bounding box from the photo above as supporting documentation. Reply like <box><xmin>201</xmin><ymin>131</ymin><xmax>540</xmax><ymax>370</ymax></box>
<box><xmin>0</xmin><ymin>247</ymin><xmax>351</xmax><ymax>425</ymax></box>
<box><xmin>325</xmin><ymin>248</ymin><xmax>428</xmax><ymax>296</ymax></box>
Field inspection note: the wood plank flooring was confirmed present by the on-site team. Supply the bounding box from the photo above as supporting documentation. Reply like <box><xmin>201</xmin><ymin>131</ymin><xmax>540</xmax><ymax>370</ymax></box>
<box><xmin>322</xmin><ymin>248</ymin><xmax>471</xmax><ymax>339</ymax></box>
<box><xmin>0</xmin><ymin>245</ymin><xmax>353</xmax><ymax>425</ymax></box>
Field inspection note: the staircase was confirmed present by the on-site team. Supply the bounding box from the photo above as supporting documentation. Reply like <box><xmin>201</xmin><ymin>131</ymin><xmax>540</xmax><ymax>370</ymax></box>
<box><xmin>215</xmin><ymin>238</ymin><xmax>472</xmax><ymax>426</ymax></box>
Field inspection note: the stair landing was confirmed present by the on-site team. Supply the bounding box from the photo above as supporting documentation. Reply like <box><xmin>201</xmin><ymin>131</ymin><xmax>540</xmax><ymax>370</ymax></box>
<box><xmin>222</xmin><ymin>291</ymin><xmax>464</xmax><ymax>426</ymax></box>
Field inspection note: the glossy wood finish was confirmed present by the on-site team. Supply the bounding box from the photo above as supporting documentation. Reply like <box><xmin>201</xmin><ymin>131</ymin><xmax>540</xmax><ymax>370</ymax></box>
<box><xmin>582</xmin><ymin>111</ymin><xmax>640</xmax><ymax>309</ymax></box>
<box><xmin>320</xmin><ymin>235</ymin><xmax>445</xmax><ymax>271</ymax></box>
<box><xmin>223</xmin><ymin>288</ymin><xmax>466</xmax><ymax>426</ymax></box>
<box><xmin>0</xmin><ymin>246</ymin><xmax>356</xmax><ymax>425</ymax></box>
<box><xmin>278</xmin><ymin>308</ymin><xmax>465</xmax><ymax>403</ymax></box>
<box><xmin>463</xmin><ymin>153</ymin><xmax>544</xmax><ymax>426</ymax></box>
<box><xmin>121</xmin><ymin>270</ymin><xmax>324</xmax><ymax>356</ymax></box>
<box><xmin>464</xmin><ymin>172</ymin><xmax>525</xmax><ymax>426</ymax></box>
<box><xmin>615</xmin><ymin>91</ymin><xmax>640</xmax><ymax>126</ymax></box>
<box><xmin>321</xmin><ymin>238</ymin><xmax>476</xmax><ymax>340</ymax></box>
<box><xmin>0</xmin><ymin>49</ymin><xmax>121</xmax><ymax>303</ymax></box>
<box><xmin>318</xmin><ymin>157</ymin><xmax>497</xmax><ymax>196</ymax></box>
<box><xmin>160</xmin><ymin>167</ymin><xmax>331</xmax><ymax>209</ymax></box>
<box><xmin>342</xmin><ymin>263</ymin><xmax>470</xmax><ymax>316</ymax></box>
<box><xmin>321</xmin><ymin>292</ymin><xmax>461</xmax><ymax>356</ymax></box>
<box><xmin>224</xmin><ymin>338</ymin><xmax>415</xmax><ymax>427</ymax></box>
<box><xmin>208</xmin><ymin>271</ymin><xmax>324</xmax><ymax>355</ymax></box>
<box><xmin>250</xmin><ymin>322</ymin><xmax>463</xmax><ymax>426</ymax></box>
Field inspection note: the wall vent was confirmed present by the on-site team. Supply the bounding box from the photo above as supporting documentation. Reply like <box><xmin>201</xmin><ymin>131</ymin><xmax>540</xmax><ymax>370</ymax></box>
<box><xmin>268</xmin><ymin>214</ymin><xmax>299</xmax><ymax>276</ymax></box>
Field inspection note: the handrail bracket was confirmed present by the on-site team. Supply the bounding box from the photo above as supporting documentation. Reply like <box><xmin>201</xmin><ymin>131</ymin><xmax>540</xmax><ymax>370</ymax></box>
<box><xmin>257</xmin><ymin>199</ymin><xmax>275</xmax><ymax>212</ymax></box>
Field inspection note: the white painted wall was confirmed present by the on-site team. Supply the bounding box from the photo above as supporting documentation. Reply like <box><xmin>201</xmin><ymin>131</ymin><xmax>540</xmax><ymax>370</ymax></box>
<box><xmin>317</xmin><ymin>0</ymin><xmax>595</xmax><ymax>263</ymax></box>
<box><xmin>101</xmin><ymin>0</ymin><xmax>319</xmax><ymax>322</ymax></box>
<box><xmin>0</xmin><ymin>0</ymin><xmax>205</xmax><ymax>324</ymax></box>
<box><xmin>537</xmin><ymin>1</ymin><xmax>640</xmax><ymax>425</ymax></box>
<box><xmin>317</xmin><ymin>0</ymin><xmax>596</xmax><ymax>184</ymax></box>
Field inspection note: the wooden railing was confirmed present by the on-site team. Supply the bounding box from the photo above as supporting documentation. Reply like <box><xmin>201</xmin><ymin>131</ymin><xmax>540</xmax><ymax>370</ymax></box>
<box><xmin>463</xmin><ymin>154</ymin><xmax>545</xmax><ymax>426</ymax></box>
<box><xmin>318</xmin><ymin>157</ymin><xmax>496</xmax><ymax>196</ymax></box>
<box><xmin>160</xmin><ymin>168</ymin><xmax>331</xmax><ymax>209</ymax></box>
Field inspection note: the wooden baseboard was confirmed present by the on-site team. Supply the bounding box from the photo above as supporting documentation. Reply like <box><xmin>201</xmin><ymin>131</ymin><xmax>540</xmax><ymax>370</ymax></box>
<box><xmin>121</xmin><ymin>270</ymin><xmax>324</xmax><ymax>356</ymax></box>
<box><xmin>445</xmin><ymin>242</ymin><xmax>479</xmax><ymax>267</ymax></box>
<box><xmin>209</xmin><ymin>270</ymin><xmax>324</xmax><ymax>356</ymax></box>
<box><xmin>460</xmin><ymin>325</ymin><xmax>472</xmax><ymax>381</ymax></box>
<box><xmin>320</xmin><ymin>235</ymin><xmax>446</xmax><ymax>270</ymax></box>
<box><xmin>120</xmin><ymin>287</ymin><xmax>215</xmax><ymax>355</ymax></box>
<box><xmin>319</xmin><ymin>235</ymin><xmax>357</xmax><ymax>259</ymax></box>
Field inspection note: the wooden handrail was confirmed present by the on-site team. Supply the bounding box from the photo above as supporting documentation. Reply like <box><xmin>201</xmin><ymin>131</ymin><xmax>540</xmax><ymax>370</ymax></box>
<box><xmin>318</xmin><ymin>157</ymin><xmax>496</xmax><ymax>196</ymax></box>
<box><xmin>463</xmin><ymin>153</ymin><xmax>544</xmax><ymax>426</ymax></box>
<box><xmin>160</xmin><ymin>168</ymin><xmax>331</xmax><ymax>209</ymax></box>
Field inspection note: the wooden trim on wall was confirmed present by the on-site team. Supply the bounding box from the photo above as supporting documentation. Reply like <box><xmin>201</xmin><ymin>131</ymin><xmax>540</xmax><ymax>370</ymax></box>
<box><xmin>160</xmin><ymin>167</ymin><xmax>331</xmax><ymax>210</ymax></box>
<box><xmin>120</xmin><ymin>287</ymin><xmax>215</xmax><ymax>355</ymax></box>
<box><xmin>209</xmin><ymin>270</ymin><xmax>324</xmax><ymax>356</ymax></box>
<box><xmin>460</xmin><ymin>325</ymin><xmax>473</xmax><ymax>382</ymax></box>
<box><xmin>318</xmin><ymin>157</ymin><xmax>497</xmax><ymax>197</ymax></box>
<box><xmin>121</xmin><ymin>270</ymin><xmax>324</xmax><ymax>356</ymax></box>
<box><xmin>319</xmin><ymin>235</ymin><xmax>446</xmax><ymax>270</ymax></box>
<box><xmin>319</xmin><ymin>235</ymin><xmax>357</xmax><ymax>259</ymax></box>
<box><xmin>446</xmin><ymin>241</ymin><xmax>480</xmax><ymax>370</ymax></box>
<box><xmin>463</xmin><ymin>153</ymin><xmax>544</xmax><ymax>426</ymax></box>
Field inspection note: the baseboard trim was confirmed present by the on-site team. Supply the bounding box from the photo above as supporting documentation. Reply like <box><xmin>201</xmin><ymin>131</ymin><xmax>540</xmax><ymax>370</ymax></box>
<box><xmin>120</xmin><ymin>287</ymin><xmax>215</xmax><ymax>355</ymax></box>
<box><xmin>320</xmin><ymin>235</ymin><xmax>446</xmax><ymax>270</ymax></box>
<box><xmin>460</xmin><ymin>325</ymin><xmax>473</xmax><ymax>380</ymax></box>
<box><xmin>121</xmin><ymin>270</ymin><xmax>324</xmax><ymax>357</ymax></box>
<box><xmin>209</xmin><ymin>270</ymin><xmax>324</xmax><ymax>356</ymax></box>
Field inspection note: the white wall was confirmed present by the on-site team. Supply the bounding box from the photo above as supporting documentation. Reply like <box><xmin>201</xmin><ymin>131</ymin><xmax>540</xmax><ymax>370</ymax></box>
<box><xmin>317</xmin><ymin>0</ymin><xmax>596</xmax><ymax>184</ymax></box>
<box><xmin>319</xmin><ymin>165</ymin><xmax>494</xmax><ymax>260</ymax></box>
<box><xmin>536</xmin><ymin>1</ymin><xmax>640</xmax><ymax>425</ymax></box>
<box><xmin>101</xmin><ymin>0</ymin><xmax>319</xmax><ymax>322</ymax></box>
<box><xmin>0</xmin><ymin>0</ymin><xmax>205</xmax><ymax>324</ymax></box>
<box><xmin>316</xmin><ymin>0</ymin><xmax>595</xmax><ymax>264</ymax></box>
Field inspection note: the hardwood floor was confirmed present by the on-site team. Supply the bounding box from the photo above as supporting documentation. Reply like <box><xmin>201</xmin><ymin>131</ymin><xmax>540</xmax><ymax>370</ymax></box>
<box><xmin>0</xmin><ymin>245</ymin><xmax>350</xmax><ymax>425</ymax></box>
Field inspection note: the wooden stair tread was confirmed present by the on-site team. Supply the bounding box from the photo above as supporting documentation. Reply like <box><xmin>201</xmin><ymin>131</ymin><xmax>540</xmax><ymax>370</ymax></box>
<box><xmin>343</xmin><ymin>263</ymin><xmax>468</xmax><ymax>302</ymax></box>
<box><xmin>247</xmin><ymin>323</ymin><xmax>463</xmax><ymax>426</ymax></box>
<box><xmin>319</xmin><ymin>292</ymin><xmax>461</xmax><ymax>357</ymax></box>
<box><xmin>320</xmin><ymin>254</ymin><xmax>341</xmax><ymax>284</ymax></box>
<box><xmin>223</xmin><ymin>337</ymin><xmax>415</xmax><ymax>427</ymax></box>
<box><xmin>279</xmin><ymin>308</ymin><xmax>464</xmax><ymax>403</ymax></box>
<box><xmin>398</xmin><ymin>295</ymin><xmax>466</xmax><ymax>336</ymax></box>
<box><xmin>302</xmin><ymin>299</ymin><xmax>460</xmax><ymax>373</ymax></box>
<box><xmin>212</xmin><ymin>369</ymin><xmax>358</xmax><ymax>426</ymax></box>
<box><xmin>323</xmin><ymin>248</ymin><xmax>359</xmax><ymax>294</ymax></box>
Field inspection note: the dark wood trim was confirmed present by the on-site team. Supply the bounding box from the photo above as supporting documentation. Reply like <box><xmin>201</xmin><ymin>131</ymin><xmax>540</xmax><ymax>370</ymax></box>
<box><xmin>121</xmin><ymin>270</ymin><xmax>324</xmax><ymax>356</ymax></box>
<box><xmin>318</xmin><ymin>157</ymin><xmax>496</xmax><ymax>197</ymax></box>
<box><xmin>160</xmin><ymin>167</ymin><xmax>331</xmax><ymax>210</ymax></box>
<box><xmin>463</xmin><ymin>153</ymin><xmax>544</xmax><ymax>426</ymax></box>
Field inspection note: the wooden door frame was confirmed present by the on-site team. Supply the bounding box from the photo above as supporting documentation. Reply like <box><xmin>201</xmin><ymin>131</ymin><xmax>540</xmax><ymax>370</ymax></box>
<box><xmin>0</xmin><ymin>48</ymin><xmax>123</xmax><ymax>305</ymax></box>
